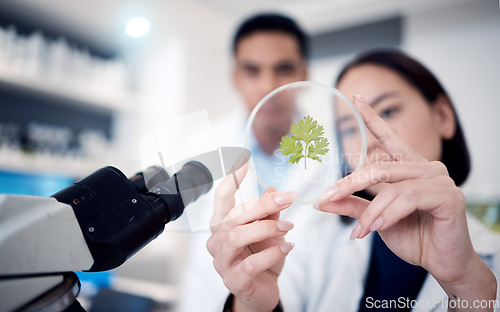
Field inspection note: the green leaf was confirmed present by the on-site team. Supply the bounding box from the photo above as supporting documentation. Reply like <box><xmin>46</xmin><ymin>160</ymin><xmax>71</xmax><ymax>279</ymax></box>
<box><xmin>308</xmin><ymin>137</ymin><xmax>329</xmax><ymax>161</ymax></box>
<box><xmin>280</xmin><ymin>116</ymin><xmax>330</xmax><ymax>169</ymax></box>
<box><xmin>280</xmin><ymin>135</ymin><xmax>304</xmax><ymax>164</ymax></box>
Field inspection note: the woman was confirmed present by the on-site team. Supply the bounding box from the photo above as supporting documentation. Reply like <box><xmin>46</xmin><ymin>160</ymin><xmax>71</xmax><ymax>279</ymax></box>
<box><xmin>207</xmin><ymin>50</ymin><xmax>500</xmax><ymax>312</ymax></box>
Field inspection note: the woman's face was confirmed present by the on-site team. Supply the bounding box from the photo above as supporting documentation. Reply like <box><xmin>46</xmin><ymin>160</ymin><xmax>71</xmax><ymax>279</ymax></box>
<box><xmin>336</xmin><ymin>64</ymin><xmax>455</xmax><ymax>194</ymax></box>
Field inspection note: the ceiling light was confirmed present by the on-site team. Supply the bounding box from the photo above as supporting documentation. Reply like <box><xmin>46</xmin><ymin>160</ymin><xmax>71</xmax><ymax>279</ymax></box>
<box><xmin>125</xmin><ymin>17</ymin><xmax>150</xmax><ymax>38</ymax></box>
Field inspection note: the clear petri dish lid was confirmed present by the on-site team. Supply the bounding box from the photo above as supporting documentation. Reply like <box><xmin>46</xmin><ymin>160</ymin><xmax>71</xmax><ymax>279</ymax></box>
<box><xmin>244</xmin><ymin>81</ymin><xmax>367</xmax><ymax>205</ymax></box>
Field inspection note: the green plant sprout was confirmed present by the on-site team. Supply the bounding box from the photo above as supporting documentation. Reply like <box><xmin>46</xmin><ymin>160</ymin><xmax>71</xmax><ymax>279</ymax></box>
<box><xmin>279</xmin><ymin>115</ymin><xmax>329</xmax><ymax>169</ymax></box>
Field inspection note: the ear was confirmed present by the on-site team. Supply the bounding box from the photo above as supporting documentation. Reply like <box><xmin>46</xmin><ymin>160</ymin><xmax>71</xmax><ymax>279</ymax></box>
<box><xmin>433</xmin><ymin>95</ymin><xmax>456</xmax><ymax>140</ymax></box>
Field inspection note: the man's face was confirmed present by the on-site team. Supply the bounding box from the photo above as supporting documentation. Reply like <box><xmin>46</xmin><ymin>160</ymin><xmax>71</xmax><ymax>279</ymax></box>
<box><xmin>233</xmin><ymin>31</ymin><xmax>308</xmax><ymax>115</ymax></box>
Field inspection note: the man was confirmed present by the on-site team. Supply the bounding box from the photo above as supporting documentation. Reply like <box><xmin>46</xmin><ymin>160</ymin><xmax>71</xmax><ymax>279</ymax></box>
<box><xmin>177</xmin><ymin>13</ymin><xmax>322</xmax><ymax>311</ymax></box>
<box><xmin>231</xmin><ymin>13</ymin><xmax>308</xmax><ymax>155</ymax></box>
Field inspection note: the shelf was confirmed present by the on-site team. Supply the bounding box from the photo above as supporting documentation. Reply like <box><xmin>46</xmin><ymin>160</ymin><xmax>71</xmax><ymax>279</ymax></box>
<box><xmin>0</xmin><ymin>148</ymin><xmax>137</xmax><ymax>179</ymax></box>
<box><xmin>0</xmin><ymin>153</ymin><xmax>101</xmax><ymax>178</ymax></box>
<box><xmin>0</xmin><ymin>69</ymin><xmax>138</xmax><ymax>113</ymax></box>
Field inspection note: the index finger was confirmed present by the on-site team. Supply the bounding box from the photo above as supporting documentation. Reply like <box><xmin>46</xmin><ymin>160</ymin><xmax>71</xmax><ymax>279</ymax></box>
<box><xmin>353</xmin><ymin>94</ymin><xmax>425</xmax><ymax>163</ymax></box>
<box><xmin>224</xmin><ymin>191</ymin><xmax>297</xmax><ymax>226</ymax></box>
<box><xmin>212</xmin><ymin>162</ymin><xmax>249</xmax><ymax>226</ymax></box>
<box><xmin>314</xmin><ymin>195</ymin><xmax>370</xmax><ymax>220</ymax></box>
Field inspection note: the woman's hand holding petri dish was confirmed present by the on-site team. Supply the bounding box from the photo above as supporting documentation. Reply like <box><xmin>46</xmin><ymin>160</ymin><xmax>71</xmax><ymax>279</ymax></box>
<box><xmin>315</xmin><ymin>95</ymin><xmax>496</xmax><ymax>304</ymax></box>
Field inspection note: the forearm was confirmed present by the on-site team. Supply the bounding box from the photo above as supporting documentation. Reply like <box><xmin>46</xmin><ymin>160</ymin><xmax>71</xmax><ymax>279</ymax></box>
<box><xmin>438</xmin><ymin>255</ymin><xmax>497</xmax><ymax>312</ymax></box>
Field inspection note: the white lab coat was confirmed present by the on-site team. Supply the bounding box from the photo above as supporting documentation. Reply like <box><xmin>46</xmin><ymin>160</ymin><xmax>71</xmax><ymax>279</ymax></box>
<box><xmin>278</xmin><ymin>213</ymin><xmax>500</xmax><ymax>312</ymax></box>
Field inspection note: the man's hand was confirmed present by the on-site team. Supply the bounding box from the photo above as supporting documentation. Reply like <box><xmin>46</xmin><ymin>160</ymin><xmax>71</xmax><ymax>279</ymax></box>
<box><xmin>207</xmin><ymin>163</ymin><xmax>297</xmax><ymax>312</ymax></box>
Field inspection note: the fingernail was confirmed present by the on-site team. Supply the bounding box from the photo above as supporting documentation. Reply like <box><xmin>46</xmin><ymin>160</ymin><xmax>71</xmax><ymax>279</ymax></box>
<box><xmin>319</xmin><ymin>185</ymin><xmax>337</xmax><ymax>201</ymax></box>
<box><xmin>370</xmin><ymin>217</ymin><xmax>383</xmax><ymax>231</ymax></box>
<box><xmin>352</xmin><ymin>93</ymin><xmax>366</xmax><ymax>104</ymax></box>
<box><xmin>313</xmin><ymin>201</ymin><xmax>320</xmax><ymax>210</ymax></box>
<box><xmin>265</xmin><ymin>185</ymin><xmax>277</xmax><ymax>193</ymax></box>
<box><xmin>276</xmin><ymin>220</ymin><xmax>294</xmax><ymax>232</ymax></box>
<box><xmin>274</xmin><ymin>191</ymin><xmax>298</xmax><ymax>206</ymax></box>
<box><xmin>280</xmin><ymin>242</ymin><xmax>295</xmax><ymax>254</ymax></box>
<box><xmin>350</xmin><ymin>222</ymin><xmax>362</xmax><ymax>240</ymax></box>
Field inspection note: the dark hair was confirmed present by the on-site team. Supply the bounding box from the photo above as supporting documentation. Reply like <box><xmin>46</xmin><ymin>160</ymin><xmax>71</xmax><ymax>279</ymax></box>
<box><xmin>335</xmin><ymin>49</ymin><xmax>470</xmax><ymax>187</ymax></box>
<box><xmin>232</xmin><ymin>13</ymin><xmax>309</xmax><ymax>59</ymax></box>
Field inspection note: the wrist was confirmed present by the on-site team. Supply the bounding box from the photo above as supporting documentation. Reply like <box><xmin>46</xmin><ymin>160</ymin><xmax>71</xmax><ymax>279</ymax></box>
<box><xmin>444</xmin><ymin>253</ymin><xmax>492</xmax><ymax>287</ymax></box>
<box><xmin>437</xmin><ymin>255</ymin><xmax>496</xmax><ymax>311</ymax></box>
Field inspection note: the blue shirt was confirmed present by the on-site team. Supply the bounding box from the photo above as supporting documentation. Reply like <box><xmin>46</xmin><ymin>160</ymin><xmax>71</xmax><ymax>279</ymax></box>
<box><xmin>249</xmin><ymin>133</ymin><xmax>292</xmax><ymax>194</ymax></box>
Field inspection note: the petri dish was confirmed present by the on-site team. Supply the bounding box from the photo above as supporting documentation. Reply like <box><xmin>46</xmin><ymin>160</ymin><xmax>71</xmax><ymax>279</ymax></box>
<box><xmin>244</xmin><ymin>81</ymin><xmax>367</xmax><ymax>204</ymax></box>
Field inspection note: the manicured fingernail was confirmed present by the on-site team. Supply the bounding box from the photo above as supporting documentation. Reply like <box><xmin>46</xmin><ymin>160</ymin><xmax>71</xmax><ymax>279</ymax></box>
<box><xmin>276</xmin><ymin>220</ymin><xmax>294</xmax><ymax>232</ymax></box>
<box><xmin>280</xmin><ymin>242</ymin><xmax>295</xmax><ymax>254</ymax></box>
<box><xmin>352</xmin><ymin>93</ymin><xmax>366</xmax><ymax>104</ymax></box>
<box><xmin>370</xmin><ymin>217</ymin><xmax>383</xmax><ymax>231</ymax></box>
<box><xmin>275</xmin><ymin>192</ymin><xmax>298</xmax><ymax>206</ymax></box>
<box><xmin>350</xmin><ymin>222</ymin><xmax>362</xmax><ymax>240</ymax></box>
<box><xmin>319</xmin><ymin>185</ymin><xmax>337</xmax><ymax>201</ymax></box>
<box><xmin>313</xmin><ymin>201</ymin><xmax>321</xmax><ymax>210</ymax></box>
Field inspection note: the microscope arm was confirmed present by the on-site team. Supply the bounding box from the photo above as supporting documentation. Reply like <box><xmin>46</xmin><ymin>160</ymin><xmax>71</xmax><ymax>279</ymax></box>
<box><xmin>0</xmin><ymin>195</ymin><xmax>94</xmax><ymax>276</ymax></box>
<box><xmin>0</xmin><ymin>195</ymin><xmax>94</xmax><ymax>311</ymax></box>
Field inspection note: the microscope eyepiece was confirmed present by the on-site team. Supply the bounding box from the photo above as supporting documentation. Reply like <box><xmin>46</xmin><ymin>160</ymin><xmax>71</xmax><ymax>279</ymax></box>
<box><xmin>129</xmin><ymin>166</ymin><xmax>171</xmax><ymax>194</ymax></box>
<box><xmin>146</xmin><ymin>161</ymin><xmax>213</xmax><ymax>223</ymax></box>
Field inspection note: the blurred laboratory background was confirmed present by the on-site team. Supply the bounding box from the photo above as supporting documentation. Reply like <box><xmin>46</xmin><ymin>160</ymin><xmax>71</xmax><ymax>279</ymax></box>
<box><xmin>0</xmin><ymin>0</ymin><xmax>499</xmax><ymax>311</ymax></box>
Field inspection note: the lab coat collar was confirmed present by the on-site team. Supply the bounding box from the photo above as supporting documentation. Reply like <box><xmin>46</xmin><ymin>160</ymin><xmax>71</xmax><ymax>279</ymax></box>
<box><xmin>412</xmin><ymin>274</ymin><xmax>448</xmax><ymax>312</ymax></box>
<box><xmin>334</xmin><ymin>225</ymin><xmax>374</xmax><ymax>311</ymax></box>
